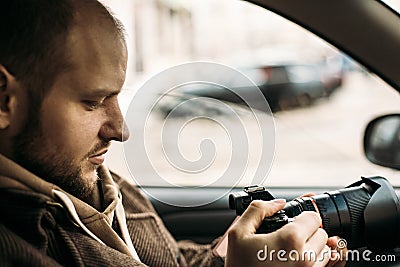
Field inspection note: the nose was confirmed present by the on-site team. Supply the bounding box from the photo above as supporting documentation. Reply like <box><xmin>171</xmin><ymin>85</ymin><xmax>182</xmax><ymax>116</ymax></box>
<box><xmin>99</xmin><ymin>99</ymin><xmax>130</xmax><ymax>142</ymax></box>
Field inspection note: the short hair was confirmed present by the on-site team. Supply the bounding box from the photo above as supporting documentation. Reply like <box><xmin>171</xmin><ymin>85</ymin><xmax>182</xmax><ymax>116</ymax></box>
<box><xmin>0</xmin><ymin>0</ymin><xmax>73</xmax><ymax>109</ymax></box>
<box><xmin>0</xmin><ymin>0</ymin><xmax>126</xmax><ymax>110</ymax></box>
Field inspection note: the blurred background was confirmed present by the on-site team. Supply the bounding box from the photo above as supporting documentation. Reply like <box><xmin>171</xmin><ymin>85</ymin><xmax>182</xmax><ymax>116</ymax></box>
<box><xmin>101</xmin><ymin>0</ymin><xmax>400</xmax><ymax>188</ymax></box>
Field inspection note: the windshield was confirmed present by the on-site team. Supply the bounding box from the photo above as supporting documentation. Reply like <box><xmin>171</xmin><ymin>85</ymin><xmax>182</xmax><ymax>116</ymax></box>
<box><xmin>382</xmin><ymin>0</ymin><xmax>400</xmax><ymax>13</ymax></box>
<box><xmin>103</xmin><ymin>0</ymin><xmax>400</xmax><ymax>188</ymax></box>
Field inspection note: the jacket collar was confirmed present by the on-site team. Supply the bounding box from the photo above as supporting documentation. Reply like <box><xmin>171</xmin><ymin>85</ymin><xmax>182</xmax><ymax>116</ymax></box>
<box><xmin>0</xmin><ymin>153</ymin><xmax>140</xmax><ymax>261</ymax></box>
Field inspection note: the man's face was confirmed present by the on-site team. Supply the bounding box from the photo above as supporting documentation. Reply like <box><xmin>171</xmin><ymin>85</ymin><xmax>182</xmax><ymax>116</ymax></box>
<box><xmin>13</xmin><ymin>21</ymin><xmax>129</xmax><ymax>200</ymax></box>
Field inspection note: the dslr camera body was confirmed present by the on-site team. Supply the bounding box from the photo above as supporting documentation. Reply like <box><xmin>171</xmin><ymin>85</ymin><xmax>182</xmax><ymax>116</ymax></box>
<box><xmin>229</xmin><ymin>176</ymin><xmax>400</xmax><ymax>249</ymax></box>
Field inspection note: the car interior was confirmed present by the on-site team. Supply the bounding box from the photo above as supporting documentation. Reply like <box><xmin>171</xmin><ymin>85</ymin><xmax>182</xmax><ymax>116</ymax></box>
<box><xmin>103</xmin><ymin>0</ymin><xmax>400</xmax><ymax>266</ymax></box>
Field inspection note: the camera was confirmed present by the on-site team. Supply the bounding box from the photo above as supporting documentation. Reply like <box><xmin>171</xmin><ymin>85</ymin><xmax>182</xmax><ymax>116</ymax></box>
<box><xmin>229</xmin><ymin>177</ymin><xmax>400</xmax><ymax>249</ymax></box>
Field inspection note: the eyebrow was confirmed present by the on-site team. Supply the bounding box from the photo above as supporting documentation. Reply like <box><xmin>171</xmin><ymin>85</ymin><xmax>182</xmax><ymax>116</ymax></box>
<box><xmin>82</xmin><ymin>88</ymin><xmax>121</xmax><ymax>98</ymax></box>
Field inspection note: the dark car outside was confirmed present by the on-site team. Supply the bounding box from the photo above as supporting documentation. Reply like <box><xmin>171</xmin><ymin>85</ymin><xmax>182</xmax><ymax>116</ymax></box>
<box><xmin>178</xmin><ymin>62</ymin><xmax>328</xmax><ymax>112</ymax></box>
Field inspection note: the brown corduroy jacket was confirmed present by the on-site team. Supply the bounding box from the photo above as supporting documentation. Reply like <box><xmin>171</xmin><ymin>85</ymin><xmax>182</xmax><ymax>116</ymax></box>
<box><xmin>0</xmin><ymin>155</ymin><xmax>225</xmax><ymax>267</ymax></box>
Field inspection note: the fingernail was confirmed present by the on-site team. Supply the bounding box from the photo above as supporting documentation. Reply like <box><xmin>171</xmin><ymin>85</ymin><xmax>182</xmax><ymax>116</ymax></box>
<box><xmin>272</xmin><ymin>198</ymin><xmax>286</xmax><ymax>204</ymax></box>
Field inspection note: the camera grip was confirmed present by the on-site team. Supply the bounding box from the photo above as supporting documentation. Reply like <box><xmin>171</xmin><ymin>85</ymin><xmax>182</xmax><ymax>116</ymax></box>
<box><xmin>256</xmin><ymin>210</ymin><xmax>291</xmax><ymax>234</ymax></box>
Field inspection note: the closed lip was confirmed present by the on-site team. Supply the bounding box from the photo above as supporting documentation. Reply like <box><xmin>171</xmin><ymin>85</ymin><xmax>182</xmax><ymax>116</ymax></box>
<box><xmin>88</xmin><ymin>149</ymin><xmax>108</xmax><ymax>165</ymax></box>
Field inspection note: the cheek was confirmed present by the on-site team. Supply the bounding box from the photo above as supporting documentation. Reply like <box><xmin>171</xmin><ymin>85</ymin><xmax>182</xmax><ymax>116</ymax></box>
<box><xmin>40</xmin><ymin>106</ymin><xmax>102</xmax><ymax>155</ymax></box>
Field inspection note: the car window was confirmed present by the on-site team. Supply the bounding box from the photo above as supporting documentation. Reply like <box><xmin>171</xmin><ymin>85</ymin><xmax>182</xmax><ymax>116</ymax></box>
<box><xmin>103</xmin><ymin>0</ymin><xmax>400</xmax><ymax>188</ymax></box>
<box><xmin>382</xmin><ymin>0</ymin><xmax>400</xmax><ymax>13</ymax></box>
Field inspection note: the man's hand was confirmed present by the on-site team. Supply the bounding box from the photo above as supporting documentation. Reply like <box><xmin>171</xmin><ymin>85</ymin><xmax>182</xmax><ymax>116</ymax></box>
<box><xmin>325</xmin><ymin>236</ymin><xmax>347</xmax><ymax>267</ymax></box>
<box><xmin>225</xmin><ymin>199</ymin><xmax>338</xmax><ymax>267</ymax></box>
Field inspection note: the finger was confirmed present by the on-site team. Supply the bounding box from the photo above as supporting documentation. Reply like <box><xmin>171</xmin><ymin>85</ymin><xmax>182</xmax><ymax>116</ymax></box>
<box><xmin>286</xmin><ymin>211</ymin><xmax>322</xmax><ymax>241</ymax></box>
<box><xmin>313</xmin><ymin>245</ymin><xmax>331</xmax><ymax>267</ymax></box>
<box><xmin>327</xmin><ymin>236</ymin><xmax>347</xmax><ymax>250</ymax></box>
<box><xmin>301</xmin><ymin>192</ymin><xmax>316</xmax><ymax>197</ymax></box>
<box><xmin>325</xmin><ymin>250</ymin><xmax>341</xmax><ymax>267</ymax></box>
<box><xmin>327</xmin><ymin>236</ymin><xmax>347</xmax><ymax>267</ymax></box>
<box><xmin>304</xmin><ymin>228</ymin><xmax>328</xmax><ymax>255</ymax></box>
<box><xmin>232</xmin><ymin>199</ymin><xmax>286</xmax><ymax>236</ymax></box>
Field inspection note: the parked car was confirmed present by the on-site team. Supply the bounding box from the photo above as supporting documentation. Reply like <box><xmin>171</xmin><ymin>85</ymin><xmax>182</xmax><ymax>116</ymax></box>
<box><xmin>318</xmin><ymin>54</ymin><xmax>345</xmax><ymax>96</ymax></box>
<box><xmin>177</xmin><ymin>62</ymin><xmax>327</xmax><ymax>112</ymax></box>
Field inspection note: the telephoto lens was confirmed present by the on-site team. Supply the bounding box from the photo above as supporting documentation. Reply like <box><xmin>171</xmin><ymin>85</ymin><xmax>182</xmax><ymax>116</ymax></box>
<box><xmin>229</xmin><ymin>177</ymin><xmax>400</xmax><ymax>249</ymax></box>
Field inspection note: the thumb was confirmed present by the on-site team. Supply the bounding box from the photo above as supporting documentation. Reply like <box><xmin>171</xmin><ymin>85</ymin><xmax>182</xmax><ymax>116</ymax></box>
<box><xmin>232</xmin><ymin>199</ymin><xmax>286</xmax><ymax>237</ymax></box>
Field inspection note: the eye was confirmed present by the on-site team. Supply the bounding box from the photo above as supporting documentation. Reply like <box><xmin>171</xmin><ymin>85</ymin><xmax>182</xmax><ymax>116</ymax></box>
<box><xmin>82</xmin><ymin>100</ymin><xmax>104</xmax><ymax>110</ymax></box>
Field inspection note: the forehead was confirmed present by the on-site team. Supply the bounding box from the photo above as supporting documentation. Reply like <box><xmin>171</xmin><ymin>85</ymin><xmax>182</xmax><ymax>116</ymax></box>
<box><xmin>62</xmin><ymin>16</ymin><xmax>128</xmax><ymax>92</ymax></box>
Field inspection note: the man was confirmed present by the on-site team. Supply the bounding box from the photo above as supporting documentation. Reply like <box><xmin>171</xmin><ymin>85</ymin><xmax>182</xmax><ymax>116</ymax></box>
<box><xmin>0</xmin><ymin>0</ymin><xmax>344</xmax><ymax>266</ymax></box>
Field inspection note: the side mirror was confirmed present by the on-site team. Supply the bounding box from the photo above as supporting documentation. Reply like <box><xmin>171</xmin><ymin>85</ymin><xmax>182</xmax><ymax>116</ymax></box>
<box><xmin>364</xmin><ymin>114</ymin><xmax>400</xmax><ymax>170</ymax></box>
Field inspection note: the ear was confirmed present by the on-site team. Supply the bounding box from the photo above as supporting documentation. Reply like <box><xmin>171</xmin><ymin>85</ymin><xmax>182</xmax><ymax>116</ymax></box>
<box><xmin>0</xmin><ymin>65</ymin><xmax>17</xmax><ymax>129</ymax></box>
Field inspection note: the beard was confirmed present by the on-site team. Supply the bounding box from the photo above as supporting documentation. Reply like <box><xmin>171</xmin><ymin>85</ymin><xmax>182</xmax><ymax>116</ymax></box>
<box><xmin>12</xmin><ymin>107</ymin><xmax>105</xmax><ymax>201</ymax></box>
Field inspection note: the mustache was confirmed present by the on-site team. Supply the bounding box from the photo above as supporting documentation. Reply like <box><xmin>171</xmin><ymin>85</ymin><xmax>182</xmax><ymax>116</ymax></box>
<box><xmin>86</xmin><ymin>141</ymin><xmax>111</xmax><ymax>158</ymax></box>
